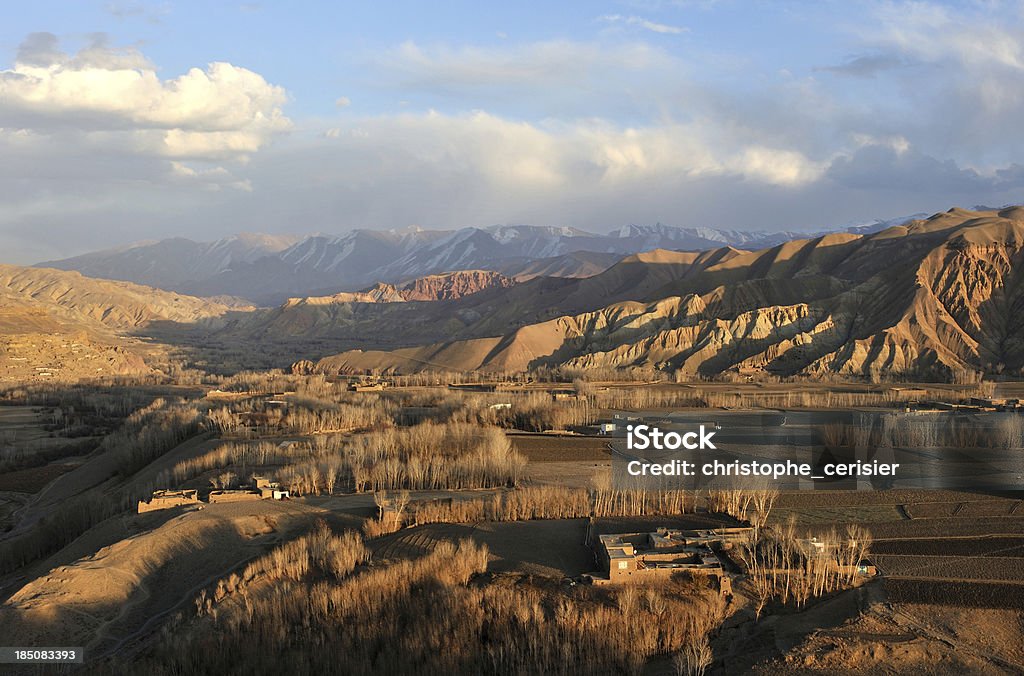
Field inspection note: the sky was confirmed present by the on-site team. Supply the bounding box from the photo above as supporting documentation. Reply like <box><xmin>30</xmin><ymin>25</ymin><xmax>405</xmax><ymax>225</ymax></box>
<box><xmin>2</xmin><ymin>0</ymin><xmax>1024</xmax><ymax>262</ymax></box>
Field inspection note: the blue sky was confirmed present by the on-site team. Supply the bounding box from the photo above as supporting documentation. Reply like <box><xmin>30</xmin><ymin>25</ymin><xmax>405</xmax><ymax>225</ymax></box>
<box><xmin>1</xmin><ymin>2</ymin><xmax>846</xmax><ymax>120</ymax></box>
<box><xmin>2</xmin><ymin>1</ymin><xmax>1024</xmax><ymax>261</ymax></box>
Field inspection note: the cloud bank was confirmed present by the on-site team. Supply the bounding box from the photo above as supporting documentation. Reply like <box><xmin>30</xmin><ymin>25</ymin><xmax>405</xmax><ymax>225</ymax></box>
<box><xmin>2</xmin><ymin>2</ymin><xmax>1024</xmax><ymax>263</ymax></box>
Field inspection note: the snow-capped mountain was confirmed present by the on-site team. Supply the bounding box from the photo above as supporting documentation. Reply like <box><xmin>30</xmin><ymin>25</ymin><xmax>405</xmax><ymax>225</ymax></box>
<box><xmin>38</xmin><ymin>215</ymin><xmax>927</xmax><ymax>304</ymax></box>
<box><xmin>37</xmin><ymin>233</ymin><xmax>300</xmax><ymax>294</ymax></box>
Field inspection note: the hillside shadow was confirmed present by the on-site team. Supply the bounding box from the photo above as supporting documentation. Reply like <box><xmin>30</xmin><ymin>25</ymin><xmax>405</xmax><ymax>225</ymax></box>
<box><xmin>3</xmin><ymin>509</ymin><xmax>325</xmax><ymax>664</ymax></box>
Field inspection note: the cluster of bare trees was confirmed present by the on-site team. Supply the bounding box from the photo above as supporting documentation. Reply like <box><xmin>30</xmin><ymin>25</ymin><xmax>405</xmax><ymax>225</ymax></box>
<box><xmin>495</xmin><ymin>391</ymin><xmax>596</xmax><ymax>431</ymax></box>
<box><xmin>534</xmin><ymin>365</ymin><xmax>669</xmax><ymax>383</ymax></box>
<box><xmin>388</xmin><ymin>388</ymin><xmax>596</xmax><ymax>430</ymax></box>
<box><xmin>166</xmin><ymin>439</ymin><xmax>309</xmax><ymax>485</ymax></box>
<box><xmin>0</xmin><ymin>380</ymin><xmax>162</xmax><ymax>448</ymax></box>
<box><xmin>589</xmin><ymin>388</ymin><xmax>709</xmax><ymax>410</ymax></box>
<box><xmin>196</xmin><ymin>522</ymin><xmax>368</xmax><ymax>618</ymax></box>
<box><xmin>706</xmin><ymin>488</ymin><xmax>778</xmax><ymax>529</ymax></box>
<box><xmin>379</xmin><ymin>485</ymin><xmax>779</xmax><ymax>537</ymax></box>
<box><xmin>103</xmin><ymin>398</ymin><xmax>201</xmax><ymax>476</ymax></box>
<box><xmin>821</xmin><ymin>413</ymin><xmax>1024</xmax><ymax>450</ymax></box>
<box><xmin>396</xmin><ymin>485</ymin><xmax>697</xmax><ymax>530</ymax></box>
<box><xmin>207</xmin><ymin>370</ymin><xmax>336</xmax><ymax>396</ymax></box>
<box><xmin>252</xmin><ymin>522</ymin><xmax>366</xmax><ymax>583</ymax></box>
<box><xmin>205</xmin><ymin>395</ymin><xmax>395</xmax><ymax>438</ymax></box>
<box><xmin>0</xmin><ymin>433</ymin><xmax>96</xmax><ymax>473</ymax></box>
<box><xmin>168</xmin><ymin>422</ymin><xmax>529</xmax><ymax>496</ymax></box>
<box><xmin>362</xmin><ymin>490</ymin><xmax>410</xmax><ymax>537</ymax></box>
<box><xmin>997</xmin><ymin>414</ymin><xmax>1024</xmax><ymax>449</ymax></box>
<box><xmin>282</xmin><ymin>422</ymin><xmax>527</xmax><ymax>495</ymax></box>
<box><xmin>737</xmin><ymin>522</ymin><xmax>872</xmax><ymax>620</ymax></box>
<box><xmin>0</xmin><ymin>379</ymin><xmax>159</xmax><ymax>414</ymax></box>
<box><xmin>135</xmin><ymin>532</ymin><xmax>730</xmax><ymax>675</ymax></box>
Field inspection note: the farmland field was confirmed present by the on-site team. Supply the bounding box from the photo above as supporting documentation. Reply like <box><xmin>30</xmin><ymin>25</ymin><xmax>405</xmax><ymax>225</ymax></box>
<box><xmin>873</xmin><ymin>555</ymin><xmax>1023</xmax><ymax>581</ymax></box>
<box><xmin>884</xmin><ymin>578</ymin><xmax>1024</xmax><ymax>609</ymax></box>
<box><xmin>0</xmin><ymin>463</ymin><xmax>78</xmax><ymax>493</ymax></box>
<box><xmin>509</xmin><ymin>433</ymin><xmax>612</xmax><ymax>461</ymax></box>
<box><xmin>872</xmin><ymin>536</ymin><xmax>1024</xmax><ymax>557</ymax></box>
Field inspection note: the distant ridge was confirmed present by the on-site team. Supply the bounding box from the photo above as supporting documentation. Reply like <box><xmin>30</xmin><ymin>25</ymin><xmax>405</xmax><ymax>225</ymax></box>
<box><xmin>38</xmin><ymin>214</ymin><xmax>926</xmax><ymax>304</ymax></box>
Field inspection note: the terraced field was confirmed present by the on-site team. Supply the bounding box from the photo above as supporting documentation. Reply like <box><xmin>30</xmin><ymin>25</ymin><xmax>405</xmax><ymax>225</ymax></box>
<box><xmin>883</xmin><ymin>578</ymin><xmax>1024</xmax><ymax>609</ymax></box>
<box><xmin>371</xmin><ymin>523</ymin><xmax>477</xmax><ymax>562</ymax></box>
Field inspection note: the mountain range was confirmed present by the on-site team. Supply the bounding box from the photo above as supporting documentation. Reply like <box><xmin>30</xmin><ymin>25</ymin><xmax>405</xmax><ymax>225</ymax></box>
<box><xmin>38</xmin><ymin>216</ymin><xmax>923</xmax><ymax>305</ymax></box>
<box><xmin>305</xmin><ymin>207</ymin><xmax>1024</xmax><ymax>379</ymax></box>
<box><xmin>10</xmin><ymin>206</ymin><xmax>1020</xmax><ymax>381</ymax></box>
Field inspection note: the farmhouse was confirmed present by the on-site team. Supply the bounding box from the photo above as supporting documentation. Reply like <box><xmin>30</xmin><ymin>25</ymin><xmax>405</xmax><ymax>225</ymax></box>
<box><xmin>590</xmin><ymin>527</ymin><xmax>750</xmax><ymax>588</ymax></box>
<box><xmin>350</xmin><ymin>383</ymin><xmax>386</xmax><ymax>392</ymax></box>
<box><xmin>137</xmin><ymin>489</ymin><xmax>200</xmax><ymax>513</ymax></box>
<box><xmin>888</xmin><ymin>386</ymin><xmax>929</xmax><ymax>397</ymax></box>
<box><xmin>138</xmin><ymin>477</ymin><xmax>290</xmax><ymax>512</ymax></box>
<box><xmin>208</xmin><ymin>489</ymin><xmax>262</xmax><ymax>504</ymax></box>
<box><xmin>254</xmin><ymin>475</ymin><xmax>291</xmax><ymax>500</ymax></box>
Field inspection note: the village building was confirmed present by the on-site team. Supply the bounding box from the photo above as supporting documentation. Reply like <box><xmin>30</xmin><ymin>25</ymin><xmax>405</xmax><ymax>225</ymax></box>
<box><xmin>137</xmin><ymin>489</ymin><xmax>201</xmax><ymax>513</ymax></box>
<box><xmin>254</xmin><ymin>475</ymin><xmax>291</xmax><ymax>500</ymax></box>
<box><xmin>589</xmin><ymin>527</ymin><xmax>751</xmax><ymax>589</ymax></box>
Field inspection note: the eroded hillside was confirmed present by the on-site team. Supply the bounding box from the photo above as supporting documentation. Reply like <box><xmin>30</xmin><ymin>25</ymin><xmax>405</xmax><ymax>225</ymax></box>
<box><xmin>312</xmin><ymin>208</ymin><xmax>1024</xmax><ymax>378</ymax></box>
<box><xmin>0</xmin><ymin>266</ymin><xmax>238</xmax><ymax>380</ymax></box>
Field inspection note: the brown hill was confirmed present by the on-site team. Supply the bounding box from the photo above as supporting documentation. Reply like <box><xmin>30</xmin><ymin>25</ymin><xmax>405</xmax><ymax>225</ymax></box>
<box><xmin>401</xmin><ymin>269</ymin><xmax>515</xmax><ymax>300</ymax></box>
<box><xmin>498</xmin><ymin>251</ymin><xmax>623</xmax><ymax>280</ymax></box>
<box><xmin>312</xmin><ymin>207</ymin><xmax>1024</xmax><ymax>379</ymax></box>
<box><xmin>0</xmin><ymin>266</ymin><xmax>237</xmax><ymax>330</ymax></box>
<box><xmin>0</xmin><ymin>266</ymin><xmax>236</xmax><ymax>380</ymax></box>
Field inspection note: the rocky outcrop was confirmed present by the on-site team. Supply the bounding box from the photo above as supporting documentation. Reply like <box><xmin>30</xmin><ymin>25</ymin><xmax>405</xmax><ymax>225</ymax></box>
<box><xmin>400</xmin><ymin>270</ymin><xmax>514</xmax><ymax>301</ymax></box>
<box><xmin>290</xmin><ymin>359</ymin><xmax>315</xmax><ymax>375</ymax></box>
<box><xmin>283</xmin><ymin>270</ymin><xmax>515</xmax><ymax>307</ymax></box>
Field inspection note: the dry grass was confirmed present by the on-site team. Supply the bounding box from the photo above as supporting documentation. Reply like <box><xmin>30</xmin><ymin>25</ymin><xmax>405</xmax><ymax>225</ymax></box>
<box><xmin>124</xmin><ymin>533</ymin><xmax>728</xmax><ymax>675</ymax></box>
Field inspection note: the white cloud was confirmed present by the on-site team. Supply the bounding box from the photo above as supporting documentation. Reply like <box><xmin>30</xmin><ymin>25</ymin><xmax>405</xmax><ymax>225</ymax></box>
<box><xmin>599</xmin><ymin>14</ymin><xmax>688</xmax><ymax>35</ymax></box>
<box><xmin>0</xmin><ymin>34</ymin><xmax>290</xmax><ymax>160</ymax></box>
<box><xmin>872</xmin><ymin>2</ymin><xmax>1024</xmax><ymax>71</ymax></box>
<box><xmin>852</xmin><ymin>133</ymin><xmax>910</xmax><ymax>155</ymax></box>
<box><xmin>4</xmin><ymin>13</ymin><xmax>1024</xmax><ymax>264</ymax></box>
<box><xmin>321</xmin><ymin>111</ymin><xmax>822</xmax><ymax>190</ymax></box>
<box><xmin>379</xmin><ymin>39</ymin><xmax>677</xmax><ymax>89</ymax></box>
<box><xmin>335</xmin><ymin>96</ymin><xmax>351</xmax><ymax>107</ymax></box>
<box><xmin>839</xmin><ymin>1</ymin><xmax>1024</xmax><ymax>165</ymax></box>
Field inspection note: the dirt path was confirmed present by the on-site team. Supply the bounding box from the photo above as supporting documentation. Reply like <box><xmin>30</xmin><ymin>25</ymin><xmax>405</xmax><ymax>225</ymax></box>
<box><xmin>886</xmin><ymin>604</ymin><xmax>1024</xmax><ymax>673</ymax></box>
